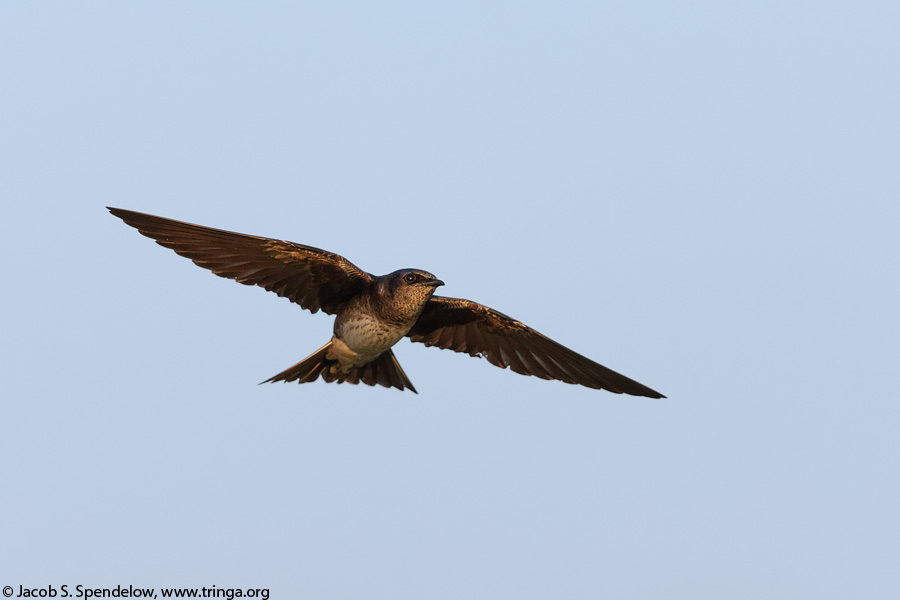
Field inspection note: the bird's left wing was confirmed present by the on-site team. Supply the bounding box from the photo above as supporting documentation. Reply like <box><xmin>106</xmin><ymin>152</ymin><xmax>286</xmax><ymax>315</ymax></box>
<box><xmin>108</xmin><ymin>207</ymin><xmax>373</xmax><ymax>315</ymax></box>
<box><xmin>407</xmin><ymin>295</ymin><xmax>665</xmax><ymax>398</ymax></box>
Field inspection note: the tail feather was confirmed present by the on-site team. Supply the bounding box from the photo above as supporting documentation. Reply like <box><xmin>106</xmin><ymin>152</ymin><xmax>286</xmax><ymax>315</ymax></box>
<box><xmin>261</xmin><ymin>342</ymin><xmax>331</xmax><ymax>384</ymax></box>
<box><xmin>262</xmin><ymin>342</ymin><xmax>417</xmax><ymax>393</ymax></box>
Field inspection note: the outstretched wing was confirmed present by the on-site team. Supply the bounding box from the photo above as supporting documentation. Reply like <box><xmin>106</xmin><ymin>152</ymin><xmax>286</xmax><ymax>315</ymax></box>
<box><xmin>108</xmin><ymin>207</ymin><xmax>373</xmax><ymax>315</ymax></box>
<box><xmin>407</xmin><ymin>296</ymin><xmax>665</xmax><ymax>398</ymax></box>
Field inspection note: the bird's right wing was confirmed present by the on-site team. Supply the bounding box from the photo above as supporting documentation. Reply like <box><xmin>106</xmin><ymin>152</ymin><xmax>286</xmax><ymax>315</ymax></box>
<box><xmin>407</xmin><ymin>295</ymin><xmax>665</xmax><ymax>398</ymax></box>
<box><xmin>108</xmin><ymin>207</ymin><xmax>373</xmax><ymax>315</ymax></box>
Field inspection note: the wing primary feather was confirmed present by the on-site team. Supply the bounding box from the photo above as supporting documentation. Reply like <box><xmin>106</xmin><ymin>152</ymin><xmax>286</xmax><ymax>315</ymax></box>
<box><xmin>108</xmin><ymin>207</ymin><xmax>373</xmax><ymax>316</ymax></box>
<box><xmin>408</xmin><ymin>295</ymin><xmax>664</xmax><ymax>397</ymax></box>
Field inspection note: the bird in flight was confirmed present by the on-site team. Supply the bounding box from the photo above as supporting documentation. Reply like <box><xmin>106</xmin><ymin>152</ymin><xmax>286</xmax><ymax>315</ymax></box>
<box><xmin>108</xmin><ymin>208</ymin><xmax>664</xmax><ymax>397</ymax></box>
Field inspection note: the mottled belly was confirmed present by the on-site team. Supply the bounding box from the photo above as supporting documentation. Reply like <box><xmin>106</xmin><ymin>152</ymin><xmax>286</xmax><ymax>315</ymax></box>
<box><xmin>331</xmin><ymin>315</ymin><xmax>410</xmax><ymax>367</ymax></box>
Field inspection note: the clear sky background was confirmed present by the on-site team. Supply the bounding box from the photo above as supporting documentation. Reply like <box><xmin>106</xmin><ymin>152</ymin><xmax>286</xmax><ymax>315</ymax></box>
<box><xmin>2</xmin><ymin>2</ymin><xmax>898</xmax><ymax>598</ymax></box>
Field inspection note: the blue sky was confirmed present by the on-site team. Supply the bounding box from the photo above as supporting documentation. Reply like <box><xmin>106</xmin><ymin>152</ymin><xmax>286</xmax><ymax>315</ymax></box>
<box><xmin>2</xmin><ymin>2</ymin><xmax>899</xmax><ymax>598</ymax></box>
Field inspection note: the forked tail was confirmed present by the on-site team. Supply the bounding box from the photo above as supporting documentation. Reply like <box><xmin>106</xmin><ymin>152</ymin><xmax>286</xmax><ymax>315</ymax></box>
<box><xmin>262</xmin><ymin>341</ymin><xmax>417</xmax><ymax>393</ymax></box>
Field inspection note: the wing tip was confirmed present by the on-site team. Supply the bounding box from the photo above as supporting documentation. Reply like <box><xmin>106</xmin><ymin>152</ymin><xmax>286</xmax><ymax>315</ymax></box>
<box><xmin>611</xmin><ymin>382</ymin><xmax>666</xmax><ymax>399</ymax></box>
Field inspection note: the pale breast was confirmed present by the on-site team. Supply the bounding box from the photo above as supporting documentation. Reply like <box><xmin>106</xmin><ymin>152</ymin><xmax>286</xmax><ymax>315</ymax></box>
<box><xmin>335</xmin><ymin>313</ymin><xmax>411</xmax><ymax>364</ymax></box>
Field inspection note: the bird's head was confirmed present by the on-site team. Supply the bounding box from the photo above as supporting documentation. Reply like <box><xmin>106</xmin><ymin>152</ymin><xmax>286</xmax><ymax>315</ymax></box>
<box><xmin>378</xmin><ymin>269</ymin><xmax>444</xmax><ymax>316</ymax></box>
<box><xmin>391</xmin><ymin>269</ymin><xmax>444</xmax><ymax>294</ymax></box>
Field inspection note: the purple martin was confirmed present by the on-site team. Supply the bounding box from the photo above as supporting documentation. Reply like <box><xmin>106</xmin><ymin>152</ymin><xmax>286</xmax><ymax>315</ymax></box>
<box><xmin>108</xmin><ymin>208</ymin><xmax>664</xmax><ymax>397</ymax></box>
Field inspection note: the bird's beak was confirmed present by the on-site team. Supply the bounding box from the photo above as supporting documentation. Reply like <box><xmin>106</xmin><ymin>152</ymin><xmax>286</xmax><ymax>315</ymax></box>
<box><xmin>426</xmin><ymin>279</ymin><xmax>445</xmax><ymax>287</ymax></box>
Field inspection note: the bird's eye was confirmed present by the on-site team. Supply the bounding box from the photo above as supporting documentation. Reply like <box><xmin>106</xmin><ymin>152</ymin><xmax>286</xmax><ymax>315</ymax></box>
<box><xmin>404</xmin><ymin>273</ymin><xmax>417</xmax><ymax>284</ymax></box>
